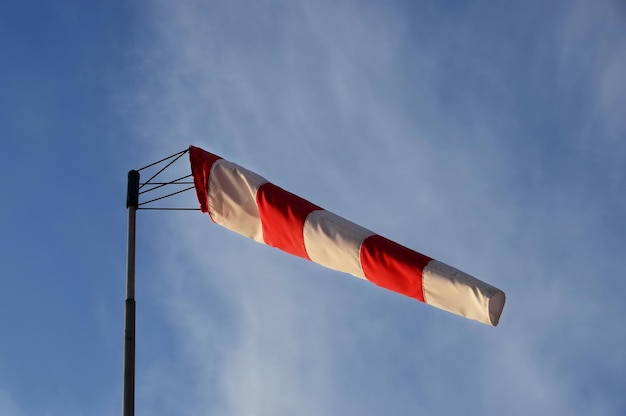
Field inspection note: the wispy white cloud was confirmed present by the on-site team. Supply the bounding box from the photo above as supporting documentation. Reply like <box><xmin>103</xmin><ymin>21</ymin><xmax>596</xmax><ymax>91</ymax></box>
<box><xmin>0</xmin><ymin>389</ymin><xmax>23</xmax><ymax>416</ymax></box>
<box><xmin>124</xmin><ymin>0</ymin><xmax>626</xmax><ymax>415</ymax></box>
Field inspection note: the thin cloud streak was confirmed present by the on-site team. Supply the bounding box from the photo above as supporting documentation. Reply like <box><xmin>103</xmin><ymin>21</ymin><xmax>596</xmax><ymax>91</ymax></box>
<box><xmin>0</xmin><ymin>389</ymin><xmax>23</xmax><ymax>416</ymax></box>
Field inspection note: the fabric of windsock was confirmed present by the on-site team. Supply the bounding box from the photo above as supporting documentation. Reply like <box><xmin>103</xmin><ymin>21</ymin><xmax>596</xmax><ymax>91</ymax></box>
<box><xmin>189</xmin><ymin>145</ymin><xmax>505</xmax><ymax>326</ymax></box>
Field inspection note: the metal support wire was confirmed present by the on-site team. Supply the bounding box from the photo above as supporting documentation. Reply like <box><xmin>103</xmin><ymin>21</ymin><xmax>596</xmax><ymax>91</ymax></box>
<box><xmin>136</xmin><ymin>148</ymin><xmax>188</xmax><ymax>172</ymax></box>
<box><xmin>140</xmin><ymin>181</ymin><xmax>194</xmax><ymax>185</ymax></box>
<box><xmin>139</xmin><ymin>175</ymin><xmax>193</xmax><ymax>195</ymax></box>
<box><xmin>138</xmin><ymin>148</ymin><xmax>189</xmax><ymax>190</ymax></box>
<box><xmin>138</xmin><ymin>186</ymin><xmax>195</xmax><ymax>206</ymax></box>
<box><xmin>133</xmin><ymin>148</ymin><xmax>198</xmax><ymax>209</ymax></box>
<box><xmin>138</xmin><ymin>207</ymin><xmax>201</xmax><ymax>211</ymax></box>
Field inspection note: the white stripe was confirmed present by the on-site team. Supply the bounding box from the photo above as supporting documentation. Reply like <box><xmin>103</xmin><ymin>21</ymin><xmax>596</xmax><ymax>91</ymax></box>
<box><xmin>303</xmin><ymin>210</ymin><xmax>375</xmax><ymax>279</ymax></box>
<box><xmin>422</xmin><ymin>260</ymin><xmax>505</xmax><ymax>326</ymax></box>
<box><xmin>208</xmin><ymin>159</ymin><xmax>268</xmax><ymax>242</ymax></box>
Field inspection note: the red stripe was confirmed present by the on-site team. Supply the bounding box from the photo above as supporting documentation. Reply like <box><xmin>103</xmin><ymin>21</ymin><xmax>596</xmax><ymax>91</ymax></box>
<box><xmin>360</xmin><ymin>235</ymin><xmax>432</xmax><ymax>302</ymax></box>
<box><xmin>189</xmin><ymin>146</ymin><xmax>222</xmax><ymax>213</ymax></box>
<box><xmin>256</xmin><ymin>183</ymin><xmax>321</xmax><ymax>260</ymax></box>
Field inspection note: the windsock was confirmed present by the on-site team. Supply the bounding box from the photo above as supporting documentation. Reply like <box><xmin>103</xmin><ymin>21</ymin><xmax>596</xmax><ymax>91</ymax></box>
<box><xmin>189</xmin><ymin>145</ymin><xmax>505</xmax><ymax>326</ymax></box>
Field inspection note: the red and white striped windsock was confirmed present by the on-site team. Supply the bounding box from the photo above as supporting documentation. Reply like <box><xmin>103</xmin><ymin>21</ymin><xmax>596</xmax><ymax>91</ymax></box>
<box><xmin>189</xmin><ymin>146</ymin><xmax>505</xmax><ymax>326</ymax></box>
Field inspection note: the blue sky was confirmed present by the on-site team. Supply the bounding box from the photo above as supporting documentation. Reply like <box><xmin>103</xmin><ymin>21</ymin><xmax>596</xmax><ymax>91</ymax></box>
<box><xmin>1</xmin><ymin>0</ymin><xmax>625</xmax><ymax>415</ymax></box>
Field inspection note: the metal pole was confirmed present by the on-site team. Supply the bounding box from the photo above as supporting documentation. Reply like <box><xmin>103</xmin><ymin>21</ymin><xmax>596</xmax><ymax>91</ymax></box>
<box><xmin>123</xmin><ymin>170</ymin><xmax>140</xmax><ymax>416</ymax></box>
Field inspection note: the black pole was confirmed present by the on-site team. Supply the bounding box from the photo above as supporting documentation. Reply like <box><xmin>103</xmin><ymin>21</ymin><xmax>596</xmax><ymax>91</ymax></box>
<box><xmin>123</xmin><ymin>170</ymin><xmax>140</xmax><ymax>416</ymax></box>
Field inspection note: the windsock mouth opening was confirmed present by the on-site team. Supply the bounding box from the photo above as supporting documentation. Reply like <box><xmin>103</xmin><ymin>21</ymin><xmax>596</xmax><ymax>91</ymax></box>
<box><xmin>488</xmin><ymin>291</ymin><xmax>506</xmax><ymax>326</ymax></box>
